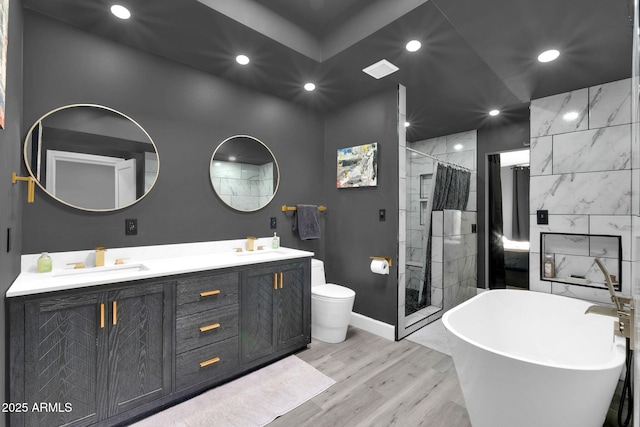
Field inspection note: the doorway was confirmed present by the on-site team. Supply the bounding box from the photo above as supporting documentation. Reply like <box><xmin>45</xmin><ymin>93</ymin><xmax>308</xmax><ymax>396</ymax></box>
<box><xmin>486</xmin><ymin>149</ymin><xmax>530</xmax><ymax>289</ymax></box>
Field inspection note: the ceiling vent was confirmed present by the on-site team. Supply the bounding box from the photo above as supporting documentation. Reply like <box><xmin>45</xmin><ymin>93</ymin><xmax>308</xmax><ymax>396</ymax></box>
<box><xmin>362</xmin><ymin>59</ymin><xmax>399</xmax><ymax>79</ymax></box>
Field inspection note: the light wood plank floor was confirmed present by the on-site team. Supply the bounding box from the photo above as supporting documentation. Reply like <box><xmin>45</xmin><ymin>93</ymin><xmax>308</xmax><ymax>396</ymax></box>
<box><xmin>270</xmin><ymin>326</ymin><xmax>471</xmax><ymax>427</ymax></box>
<box><xmin>270</xmin><ymin>325</ymin><xmax>625</xmax><ymax>427</ymax></box>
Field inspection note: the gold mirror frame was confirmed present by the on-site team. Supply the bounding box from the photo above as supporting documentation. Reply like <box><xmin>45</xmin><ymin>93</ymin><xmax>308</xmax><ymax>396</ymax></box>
<box><xmin>23</xmin><ymin>104</ymin><xmax>160</xmax><ymax>212</ymax></box>
<box><xmin>209</xmin><ymin>135</ymin><xmax>280</xmax><ymax>212</ymax></box>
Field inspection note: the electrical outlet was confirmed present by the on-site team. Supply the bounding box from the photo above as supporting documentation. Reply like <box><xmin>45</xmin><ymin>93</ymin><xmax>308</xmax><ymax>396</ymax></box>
<box><xmin>270</xmin><ymin>217</ymin><xmax>277</xmax><ymax>229</ymax></box>
<box><xmin>536</xmin><ymin>210</ymin><xmax>549</xmax><ymax>225</ymax></box>
<box><xmin>125</xmin><ymin>219</ymin><xmax>138</xmax><ymax>235</ymax></box>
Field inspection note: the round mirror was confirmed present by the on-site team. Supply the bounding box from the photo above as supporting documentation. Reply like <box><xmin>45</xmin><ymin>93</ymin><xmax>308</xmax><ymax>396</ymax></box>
<box><xmin>210</xmin><ymin>135</ymin><xmax>280</xmax><ymax>212</ymax></box>
<box><xmin>24</xmin><ymin>104</ymin><xmax>159</xmax><ymax>211</ymax></box>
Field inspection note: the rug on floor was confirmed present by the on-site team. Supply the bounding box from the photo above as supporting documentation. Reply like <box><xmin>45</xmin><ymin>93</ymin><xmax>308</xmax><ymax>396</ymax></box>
<box><xmin>132</xmin><ymin>355</ymin><xmax>335</xmax><ymax>427</ymax></box>
<box><xmin>405</xmin><ymin>318</ymin><xmax>451</xmax><ymax>356</ymax></box>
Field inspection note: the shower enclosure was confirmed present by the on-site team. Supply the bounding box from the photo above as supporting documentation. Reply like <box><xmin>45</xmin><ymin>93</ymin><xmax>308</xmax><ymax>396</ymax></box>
<box><xmin>397</xmin><ymin>131</ymin><xmax>478</xmax><ymax>339</ymax></box>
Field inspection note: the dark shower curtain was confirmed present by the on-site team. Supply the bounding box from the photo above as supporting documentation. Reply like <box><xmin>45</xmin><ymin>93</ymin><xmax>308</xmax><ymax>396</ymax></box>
<box><xmin>419</xmin><ymin>164</ymin><xmax>471</xmax><ymax>306</ymax></box>
<box><xmin>512</xmin><ymin>166</ymin><xmax>530</xmax><ymax>241</ymax></box>
<box><xmin>487</xmin><ymin>154</ymin><xmax>506</xmax><ymax>289</ymax></box>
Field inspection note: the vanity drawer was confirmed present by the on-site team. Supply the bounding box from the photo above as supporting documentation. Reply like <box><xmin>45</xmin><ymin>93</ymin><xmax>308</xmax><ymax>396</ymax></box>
<box><xmin>177</xmin><ymin>272</ymin><xmax>239</xmax><ymax>316</ymax></box>
<box><xmin>176</xmin><ymin>304</ymin><xmax>239</xmax><ymax>354</ymax></box>
<box><xmin>175</xmin><ymin>336</ymin><xmax>239</xmax><ymax>391</ymax></box>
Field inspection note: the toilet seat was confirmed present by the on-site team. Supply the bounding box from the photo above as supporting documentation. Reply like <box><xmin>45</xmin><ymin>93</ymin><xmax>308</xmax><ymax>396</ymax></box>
<box><xmin>312</xmin><ymin>283</ymin><xmax>355</xmax><ymax>300</ymax></box>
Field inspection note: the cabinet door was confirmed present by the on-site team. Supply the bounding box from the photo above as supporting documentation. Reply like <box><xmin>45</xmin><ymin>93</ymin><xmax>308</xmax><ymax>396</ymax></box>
<box><xmin>106</xmin><ymin>282</ymin><xmax>172</xmax><ymax>417</ymax></box>
<box><xmin>276</xmin><ymin>262</ymin><xmax>310</xmax><ymax>349</ymax></box>
<box><xmin>24</xmin><ymin>292</ymin><xmax>106</xmax><ymax>427</ymax></box>
<box><xmin>240</xmin><ymin>265</ymin><xmax>278</xmax><ymax>363</ymax></box>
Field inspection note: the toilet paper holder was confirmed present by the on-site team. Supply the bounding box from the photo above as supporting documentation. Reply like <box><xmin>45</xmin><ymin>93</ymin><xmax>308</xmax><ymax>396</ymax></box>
<box><xmin>370</xmin><ymin>256</ymin><xmax>392</xmax><ymax>267</ymax></box>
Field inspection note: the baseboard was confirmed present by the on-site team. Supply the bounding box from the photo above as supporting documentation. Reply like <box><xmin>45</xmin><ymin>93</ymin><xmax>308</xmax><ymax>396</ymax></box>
<box><xmin>349</xmin><ymin>312</ymin><xmax>395</xmax><ymax>341</ymax></box>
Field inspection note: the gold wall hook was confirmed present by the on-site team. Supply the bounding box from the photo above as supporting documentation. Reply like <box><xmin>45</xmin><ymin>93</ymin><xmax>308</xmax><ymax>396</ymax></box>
<box><xmin>12</xmin><ymin>172</ymin><xmax>35</xmax><ymax>203</ymax></box>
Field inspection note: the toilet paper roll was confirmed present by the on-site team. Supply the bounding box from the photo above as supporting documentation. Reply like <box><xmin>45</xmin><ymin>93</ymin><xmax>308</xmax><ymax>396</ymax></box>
<box><xmin>370</xmin><ymin>259</ymin><xmax>389</xmax><ymax>275</ymax></box>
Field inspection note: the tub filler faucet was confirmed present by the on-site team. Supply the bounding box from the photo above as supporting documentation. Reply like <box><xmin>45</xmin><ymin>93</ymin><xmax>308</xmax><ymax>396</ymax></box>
<box><xmin>585</xmin><ymin>258</ymin><xmax>634</xmax><ymax>346</ymax></box>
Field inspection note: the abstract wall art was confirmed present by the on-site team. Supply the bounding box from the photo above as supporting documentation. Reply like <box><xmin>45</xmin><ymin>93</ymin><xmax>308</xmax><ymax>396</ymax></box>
<box><xmin>336</xmin><ymin>142</ymin><xmax>378</xmax><ymax>188</ymax></box>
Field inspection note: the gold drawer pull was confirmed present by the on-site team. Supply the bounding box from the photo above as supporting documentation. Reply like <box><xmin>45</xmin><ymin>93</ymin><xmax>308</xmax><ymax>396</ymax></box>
<box><xmin>279</xmin><ymin>272</ymin><xmax>284</xmax><ymax>289</ymax></box>
<box><xmin>199</xmin><ymin>323</ymin><xmax>221</xmax><ymax>333</ymax></box>
<box><xmin>200</xmin><ymin>290</ymin><xmax>221</xmax><ymax>297</ymax></box>
<box><xmin>100</xmin><ymin>303</ymin><xmax>105</xmax><ymax>329</ymax></box>
<box><xmin>273</xmin><ymin>273</ymin><xmax>278</xmax><ymax>290</ymax></box>
<box><xmin>199</xmin><ymin>357</ymin><xmax>220</xmax><ymax>368</ymax></box>
<box><xmin>112</xmin><ymin>301</ymin><xmax>117</xmax><ymax>325</ymax></box>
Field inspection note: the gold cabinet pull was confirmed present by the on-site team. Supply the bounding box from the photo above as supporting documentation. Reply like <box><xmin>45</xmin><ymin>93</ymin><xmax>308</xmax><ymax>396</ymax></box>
<box><xmin>100</xmin><ymin>303</ymin><xmax>105</xmax><ymax>329</ymax></box>
<box><xmin>112</xmin><ymin>301</ymin><xmax>117</xmax><ymax>325</ymax></box>
<box><xmin>273</xmin><ymin>273</ymin><xmax>278</xmax><ymax>290</ymax></box>
<box><xmin>199</xmin><ymin>323</ymin><xmax>221</xmax><ymax>333</ymax></box>
<box><xmin>279</xmin><ymin>272</ymin><xmax>284</xmax><ymax>289</ymax></box>
<box><xmin>200</xmin><ymin>290</ymin><xmax>221</xmax><ymax>297</ymax></box>
<box><xmin>199</xmin><ymin>357</ymin><xmax>220</xmax><ymax>368</ymax></box>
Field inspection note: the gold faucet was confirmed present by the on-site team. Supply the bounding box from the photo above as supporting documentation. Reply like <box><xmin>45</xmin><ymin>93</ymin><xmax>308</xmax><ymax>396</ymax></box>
<box><xmin>585</xmin><ymin>258</ymin><xmax>634</xmax><ymax>346</ymax></box>
<box><xmin>95</xmin><ymin>246</ymin><xmax>107</xmax><ymax>267</ymax></box>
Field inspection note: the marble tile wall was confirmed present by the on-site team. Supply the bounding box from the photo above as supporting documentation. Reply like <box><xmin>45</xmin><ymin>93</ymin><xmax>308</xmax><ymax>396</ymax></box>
<box><xmin>529</xmin><ymin>78</ymin><xmax>634</xmax><ymax>305</ymax></box>
<box><xmin>406</xmin><ymin>130</ymin><xmax>478</xmax><ymax>267</ymax></box>
<box><xmin>209</xmin><ymin>161</ymin><xmax>274</xmax><ymax>211</ymax></box>
<box><xmin>432</xmin><ymin>210</ymin><xmax>478</xmax><ymax>310</ymax></box>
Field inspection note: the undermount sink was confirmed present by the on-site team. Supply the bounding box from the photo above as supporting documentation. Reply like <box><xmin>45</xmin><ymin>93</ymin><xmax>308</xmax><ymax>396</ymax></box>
<box><xmin>235</xmin><ymin>248</ymin><xmax>289</xmax><ymax>256</ymax></box>
<box><xmin>52</xmin><ymin>263</ymin><xmax>150</xmax><ymax>277</ymax></box>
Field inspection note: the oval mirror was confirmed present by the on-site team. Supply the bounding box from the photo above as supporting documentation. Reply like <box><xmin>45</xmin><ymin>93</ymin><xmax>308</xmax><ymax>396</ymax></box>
<box><xmin>23</xmin><ymin>104</ymin><xmax>159</xmax><ymax>211</ymax></box>
<box><xmin>210</xmin><ymin>135</ymin><xmax>280</xmax><ymax>212</ymax></box>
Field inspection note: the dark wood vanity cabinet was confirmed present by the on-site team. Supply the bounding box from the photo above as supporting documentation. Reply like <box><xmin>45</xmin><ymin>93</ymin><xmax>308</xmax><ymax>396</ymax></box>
<box><xmin>8</xmin><ymin>257</ymin><xmax>310</xmax><ymax>427</ymax></box>
<box><xmin>240</xmin><ymin>260</ymin><xmax>310</xmax><ymax>365</ymax></box>
<box><xmin>8</xmin><ymin>279</ymin><xmax>173</xmax><ymax>427</ymax></box>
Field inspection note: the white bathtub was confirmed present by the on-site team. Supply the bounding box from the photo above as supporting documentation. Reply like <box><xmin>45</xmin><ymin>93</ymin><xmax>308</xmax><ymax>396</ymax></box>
<box><xmin>442</xmin><ymin>290</ymin><xmax>626</xmax><ymax>427</ymax></box>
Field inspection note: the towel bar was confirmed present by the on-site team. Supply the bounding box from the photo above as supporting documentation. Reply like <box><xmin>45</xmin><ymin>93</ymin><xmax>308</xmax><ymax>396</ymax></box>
<box><xmin>281</xmin><ymin>205</ymin><xmax>327</xmax><ymax>212</ymax></box>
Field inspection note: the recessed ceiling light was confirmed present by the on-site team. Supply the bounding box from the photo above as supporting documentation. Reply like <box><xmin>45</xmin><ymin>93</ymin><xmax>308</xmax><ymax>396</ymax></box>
<box><xmin>454</xmin><ymin>144</ymin><xmax>463</xmax><ymax>151</ymax></box>
<box><xmin>363</xmin><ymin>59</ymin><xmax>399</xmax><ymax>79</ymax></box>
<box><xmin>406</xmin><ymin>40</ymin><xmax>422</xmax><ymax>52</ymax></box>
<box><xmin>563</xmin><ymin>111</ymin><xmax>579</xmax><ymax>121</ymax></box>
<box><xmin>228</xmin><ymin>156</ymin><xmax>236</xmax><ymax>162</ymax></box>
<box><xmin>110</xmin><ymin>4</ymin><xmax>131</xmax><ymax>20</ymax></box>
<box><xmin>304</xmin><ymin>82</ymin><xmax>316</xmax><ymax>92</ymax></box>
<box><xmin>538</xmin><ymin>49</ymin><xmax>560</xmax><ymax>63</ymax></box>
<box><xmin>489</xmin><ymin>109</ymin><xmax>500</xmax><ymax>116</ymax></box>
<box><xmin>404</xmin><ymin>121</ymin><xmax>410</xmax><ymax>127</ymax></box>
<box><xmin>236</xmin><ymin>55</ymin><xmax>250</xmax><ymax>65</ymax></box>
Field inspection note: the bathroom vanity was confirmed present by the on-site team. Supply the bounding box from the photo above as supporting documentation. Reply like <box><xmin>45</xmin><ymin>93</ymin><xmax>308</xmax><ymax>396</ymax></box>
<box><xmin>6</xmin><ymin>240</ymin><xmax>312</xmax><ymax>427</ymax></box>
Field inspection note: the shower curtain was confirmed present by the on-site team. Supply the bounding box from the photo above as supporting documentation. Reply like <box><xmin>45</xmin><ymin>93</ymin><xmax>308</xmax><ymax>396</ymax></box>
<box><xmin>512</xmin><ymin>166</ymin><xmax>530</xmax><ymax>241</ymax></box>
<box><xmin>487</xmin><ymin>154</ymin><xmax>506</xmax><ymax>289</ymax></box>
<box><xmin>419</xmin><ymin>163</ymin><xmax>471</xmax><ymax>306</ymax></box>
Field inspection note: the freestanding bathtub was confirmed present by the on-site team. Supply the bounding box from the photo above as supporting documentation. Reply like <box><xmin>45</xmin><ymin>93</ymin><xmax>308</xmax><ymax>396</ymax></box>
<box><xmin>442</xmin><ymin>290</ymin><xmax>626</xmax><ymax>427</ymax></box>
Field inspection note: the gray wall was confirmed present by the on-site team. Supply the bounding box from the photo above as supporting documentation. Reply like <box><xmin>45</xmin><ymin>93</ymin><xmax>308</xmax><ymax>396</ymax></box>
<box><xmin>1</xmin><ymin>2</ymin><xmax>23</xmax><ymax>426</ymax></box>
<box><xmin>477</xmin><ymin>110</ymin><xmax>530</xmax><ymax>288</ymax></box>
<box><xmin>324</xmin><ymin>89</ymin><xmax>399</xmax><ymax>325</ymax></box>
<box><xmin>21</xmin><ymin>11</ymin><xmax>325</xmax><ymax>258</ymax></box>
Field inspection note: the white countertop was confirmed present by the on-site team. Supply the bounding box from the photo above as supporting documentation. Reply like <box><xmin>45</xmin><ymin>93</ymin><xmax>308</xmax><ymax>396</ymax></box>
<box><xmin>7</xmin><ymin>237</ymin><xmax>314</xmax><ymax>297</ymax></box>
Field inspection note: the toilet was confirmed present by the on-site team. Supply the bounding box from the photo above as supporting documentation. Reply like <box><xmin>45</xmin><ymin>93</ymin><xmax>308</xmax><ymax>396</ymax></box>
<box><xmin>311</xmin><ymin>258</ymin><xmax>356</xmax><ymax>343</ymax></box>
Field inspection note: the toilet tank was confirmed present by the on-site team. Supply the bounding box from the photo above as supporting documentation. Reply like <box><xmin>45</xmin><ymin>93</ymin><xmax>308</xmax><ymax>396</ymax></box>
<box><xmin>311</xmin><ymin>258</ymin><xmax>326</xmax><ymax>287</ymax></box>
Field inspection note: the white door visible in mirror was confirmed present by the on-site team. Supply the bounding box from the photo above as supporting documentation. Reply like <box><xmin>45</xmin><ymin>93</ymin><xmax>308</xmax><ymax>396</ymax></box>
<box><xmin>24</xmin><ymin>104</ymin><xmax>159</xmax><ymax>211</ymax></box>
<box><xmin>210</xmin><ymin>135</ymin><xmax>280</xmax><ymax>212</ymax></box>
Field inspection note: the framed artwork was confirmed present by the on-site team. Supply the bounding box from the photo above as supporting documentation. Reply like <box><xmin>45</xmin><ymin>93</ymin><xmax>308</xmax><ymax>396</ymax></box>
<box><xmin>0</xmin><ymin>0</ymin><xmax>8</xmax><ymax>129</ymax></box>
<box><xmin>336</xmin><ymin>142</ymin><xmax>378</xmax><ymax>188</ymax></box>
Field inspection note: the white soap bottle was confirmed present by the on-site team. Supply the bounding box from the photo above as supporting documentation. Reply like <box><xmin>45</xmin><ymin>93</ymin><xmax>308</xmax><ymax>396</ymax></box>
<box><xmin>272</xmin><ymin>232</ymin><xmax>280</xmax><ymax>249</ymax></box>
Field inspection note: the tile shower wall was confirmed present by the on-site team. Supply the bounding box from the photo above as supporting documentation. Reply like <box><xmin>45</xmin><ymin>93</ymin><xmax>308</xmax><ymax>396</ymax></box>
<box><xmin>529</xmin><ymin>78</ymin><xmax>634</xmax><ymax>304</ymax></box>
<box><xmin>209</xmin><ymin>161</ymin><xmax>274</xmax><ymax>211</ymax></box>
<box><xmin>406</xmin><ymin>130</ymin><xmax>478</xmax><ymax>267</ymax></box>
<box><xmin>404</xmin><ymin>130</ymin><xmax>478</xmax><ymax>307</ymax></box>
<box><xmin>432</xmin><ymin>210</ymin><xmax>478</xmax><ymax>309</ymax></box>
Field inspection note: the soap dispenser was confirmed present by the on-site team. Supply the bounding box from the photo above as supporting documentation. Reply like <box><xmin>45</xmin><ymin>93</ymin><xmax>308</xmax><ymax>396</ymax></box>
<box><xmin>272</xmin><ymin>232</ymin><xmax>280</xmax><ymax>249</ymax></box>
<box><xmin>37</xmin><ymin>252</ymin><xmax>52</xmax><ymax>273</ymax></box>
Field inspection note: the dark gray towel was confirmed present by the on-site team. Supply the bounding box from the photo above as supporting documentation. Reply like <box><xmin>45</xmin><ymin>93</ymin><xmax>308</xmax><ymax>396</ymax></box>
<box><xmin>292</xmin><ymin>204</ymin><xmax>321</xmax><ymax>240</ymax></box>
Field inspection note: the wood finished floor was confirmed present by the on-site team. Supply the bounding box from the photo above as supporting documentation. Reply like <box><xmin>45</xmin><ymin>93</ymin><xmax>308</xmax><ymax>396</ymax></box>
<box><xmin>270</xmin><ymin>326</ymin><xmax>471</xmax><ymax>427</ymax></box>
<box><xmin>270</xmin><ymin>325</ymin><xmax>624</xmax><ymax>427</ymax></box>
